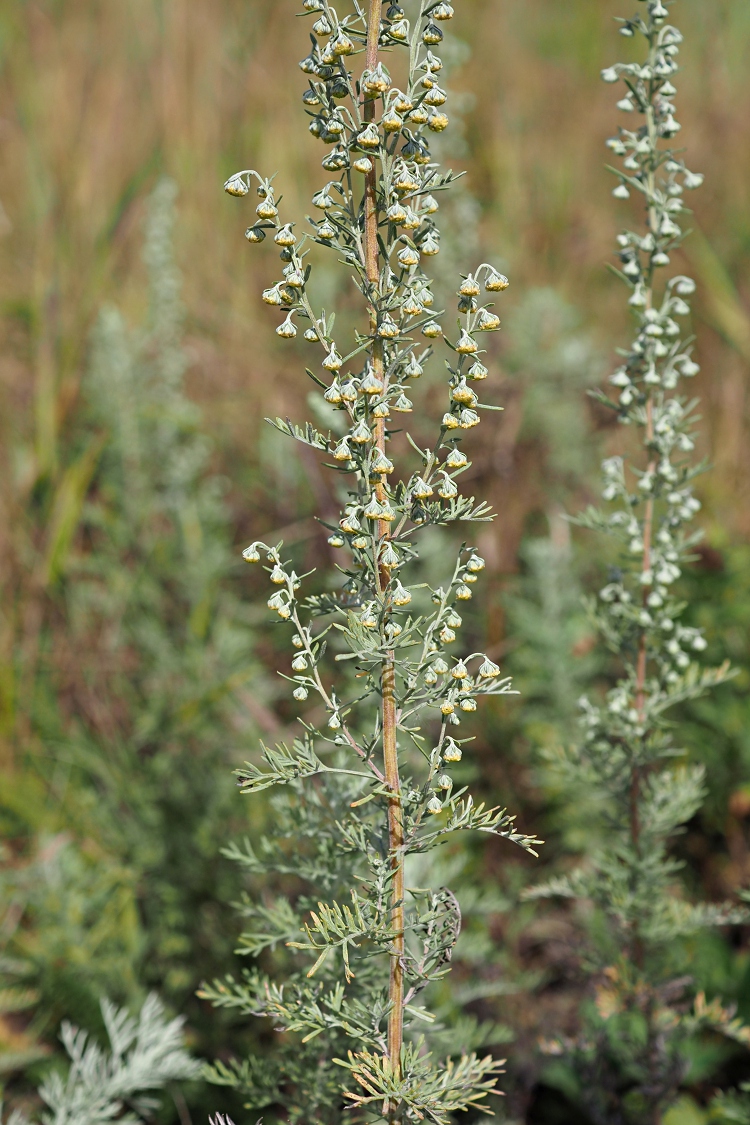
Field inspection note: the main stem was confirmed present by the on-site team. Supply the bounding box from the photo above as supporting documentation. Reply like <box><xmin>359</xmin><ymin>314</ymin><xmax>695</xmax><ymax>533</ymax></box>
<box><xmin>363</xmin><ymin>0</ymin><xmax>405</xmax><ymax>1103</ymax></box>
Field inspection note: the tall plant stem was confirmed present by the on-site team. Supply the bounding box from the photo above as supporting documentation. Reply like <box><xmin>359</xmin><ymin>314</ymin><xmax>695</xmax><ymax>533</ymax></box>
<box><xmin>363</xmin><ymin>0</ymin><xmax>405</xmax><ymax>1100</ymax></box>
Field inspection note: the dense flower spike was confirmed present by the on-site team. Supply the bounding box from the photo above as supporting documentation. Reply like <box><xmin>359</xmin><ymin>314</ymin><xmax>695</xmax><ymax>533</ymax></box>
<box><xmin>210</xmin><ymin>3</ymin><xmax>536</xmax><ymax>1124</ymax></box>
<box><xmin>529</xmin><ymin>4</ymin><xmax>745</xmax><ymax>1122</ymax></box>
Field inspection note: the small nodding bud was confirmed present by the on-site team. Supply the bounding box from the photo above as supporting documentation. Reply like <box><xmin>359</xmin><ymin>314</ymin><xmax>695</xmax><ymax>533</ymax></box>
<box><xmin>274</xmin><ymin>224</ymin><xmax>296</xmax><ymax>246</ymax></box>
<box><xmin>276</xmin><ymin>314</ymin><xmax>297</xmax><ymax>338</ymax></box>
<box><xmin>445</xmin><ymin>448</ymin><xmax>468</xmax><ymax>468</ymax></box>
<box><xmin>411</xmin><ymin>476</ymin><xmax>433</xmax><ymax>499</ymax></box>
<box><xmin>459</xmin><ymin>275</ymin><xmax>480</xmax><ymax>298</ymax></box>
<box><xmin>460</xmin><ymin>697</ymin><xmax>477</xmax><ymax>712</ymax></box>
<box><xmin>485</xmin><ymin>270</ymin><xmax>509</xmax><ymax>292</ymax></box>
<box><xmin>476</xmin><ymin>308</ymin><xmax>501</xmax><ymax>331</ymax></box>
<box><xmin>392</xmin><ymin>582</ymin><xmax>411</xmax><ymax>606</ymax></box>
<box><xmin>440</xmin><ymin>699</ymin><xmax>455</xmax><ymax>715</ymax></box>
<box><xmin>443</xmin><ymin>740</ymin><xmax>462</xmax><ymax>762</ymax></box>
<box><xmin>382</xmin><ymin>108</ymin><xmax>403</xmax><ymax>132</ymax></box>
<box><xmin>455</xmin><ymin>584</ymin><xmax>473</xmax><ymax>601</ymax></box>
<box><xmin>455</xmin><ymin>331</ymin><xmax>478</xmax><ymax>355</ymax></box>
<box><xmin>422</xmin><ymin>321</ymin><xmax>442</xmax><ymax>339</ymax></box>
<box><xmin>427</xmin><ymin>111</ymin><xmax>449</xmax><ymax>132</ymax></box>
<box><xmin>397</xmin><ymin>245</ymin><xmax>420</xmax><ymax>268</ymax></box>
<box><xmin>451</xmin><ymin>661</ymin><xmax>467</xmax><ymax>680</ymax></box>
<box><xmin>256</xmin><ymin>198</ymin><xmax>278</xmax><ymax>220</ymax></box>
<box><xmin>459</xmin><ymin>408</ymin><xmax>480</xmax><ymax>430</ymax></box>
<box><xmin>353</xmin><ymin>157</ymin><xmax>373</xmax><ymax>174</ymax></box>
<box><xmin>467</xmin><ymin>359</ymin><xmax>488</xmax><ymax>380</ymax></box>
<box><xmin>322</xmin><ymin>345</ymin><xmax>343</xmax><ymax>371</ymax></box>
<box><xmin>422</xmin><ymin>22</ymin><xmax>443</xmax><ymax>45</ymax></box>
<box><xmin>293</xmin><ymin>686</ymin><xmax>309</xmax><ymax>701</ymax></box>
<box><xmin>432</xmin><ymin>2</ymin><xmax>454</xmax><ymax>19</ymax></box>
<box><xmin>243</xmin><ymin>544</ymin><xmax>261</xmax><ymax>563</ymax></box>
<box><xmin>442</xmin><ymin>412</ymin><xmax>460</xmax><ymax>430</ymax></box>
<box><xmin>393</xmin><ymin>394</ymin><xmax>413</xmax><ymax>412</ymax></box>
<box><xmin>224</xmin><ymin>173</ymin><xmax>249</xmax><ymax>197</ymax></box>
<box><xmin>245</xmin><ymin>226</ymin><xmax>266</xmax><ymax>243</ymax></box>
<box><xmin>404</xmin><ymin>353</ymin><xmax>424</xmax><ymax>378</ymax></box>
<box><xmin>332</xmin><ymin>437</ymin><xmax>352</xmax><ymax>461</ymax></box>
<box><xmin>328</xmin><ymin>534</ymin><xmax>345</xmax><ymax>547</ymax></box>
<box><xmin>479</xmin><ymin>657</ymin><xmax>500</xmax><ymax>678</ymax></box>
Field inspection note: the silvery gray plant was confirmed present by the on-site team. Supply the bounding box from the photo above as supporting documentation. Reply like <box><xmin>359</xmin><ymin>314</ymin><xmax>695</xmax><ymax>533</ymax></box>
<box><xmin>201</xmin><ymin>2</ymin><xmax>540</xmax><ymax>1123</ymax></box>
<box><xmin>527</xmin><ymin>2</ymin><xmax>748</xmax><ymax>1123</ymax></box>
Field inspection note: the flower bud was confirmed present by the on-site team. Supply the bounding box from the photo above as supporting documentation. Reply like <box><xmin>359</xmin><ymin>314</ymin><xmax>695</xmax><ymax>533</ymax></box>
<box><xmin>276</xmin><ymin>314</ymin><xmax>297</xmax><ymax>338</ymax></box>
<box><xmin>350</xmin><ymin>420</ymin><xmax>372</xmax><ymax>444</ymax></box>
<box><xmin>459</xmin><ymin>697</ymin><xmax>477</xmax><ymax>712</ymax></box>
<box><xmin>420</xmin><ymin>233</ymin><xmax>440</xmax><ymax>255</ymax></box>
<box><xmin>398</xmin><ymin>245</ymin><xmax>420</xmax><ymax>268</ymax></box>
<box><xmin>322</xmin><ymin>147</ymin><xmax>349</xmax><ymax>171</ymax></box>
<box><xmin>380</xmin><ymin>543</ymin><xmax>400</xmax><ymax>569</ymax></box>
<box><xmin>293</xmin><ymin>686</ymin><xmax>309</xmax><ymax>701</ymax></box>
<box><xmin>467</xmin><ymin>359</ymin><xmax>488</xmax><ymax>379</ymax></box>
<box><xmin>382</xmin><ymin>108</ymin><xmax>403</xmax><ymax>132</ymax></box>
<box><xmin>427</xmin><ymin>796</ymin><xmax>443</xmax><ymax>814</ymax></box>
<box><xmin>440</xmin><ymin>699</ymin><xmax>455</xmax><ymax>714</ymax></box>
<box><xmin>378</xmin><ymin>315</ymin><xmax>400</xmax><ymax>338</ymax></box>
<box><xmin>422</xmin><ymin>321</ymin><xmax>442</xmax><ymax>338</ymax></box>
<box><xmin>455</xmin><ymin>584</ymin><xmax>472</xmax><ymax>601</ymax></box>
<box><xmin>445</xmin><ymin>448</ymin><xmax>468</xmax><ymax>468</ymax></box>
<box><xmin>485</xmin><ymin>270</ymin><xmax>509</xmax><ymax>291</ymax></box>
<box><xmin>330</xmin><ymin>30</ymin><xmax>354</xmax><ymax>56</ymax></box>
<box><xmin>262</xmin><ymin>286</ymin><xmax>282</xmax><ymax>306</ymax></box>
<box><xmin>324</xmin><ymin>379</ymin><xmax>342</xmax><ymax>405</ymax></box>
<box><xmin>328</xmin><ymin>534</ymin><xmax>345</xmax><ymax>547</ymax></box>
<box><xmin>372</xmin><ymin>400</ymin><xmax>391</xmax><ymax>418</ymax></box>
<box><xmin>442</xmin><ymin>412</ymin><xmax>460</xmax><ymax>429</ymax></box>
<box><xmin>352</xmin><ymin>535</ymin><xmax>368</xmax><ymax>549</ymax></box>
<box><xmin>432</xmin><ymin>2</ymin><xmax>454</xmax><ymax>18</ymax></box>
<box><xmin>243</xmin><ymin>543</ymin><xmax>261</xmax><ymax>563</ymax></box>
<box><xmin>357</xmin><ymin>122</ymin><xmax>381</xmax><ymax>150</ymax></box>
<box><xmin>479</xmin><ymin>657</ymin><xmax>500</xmax><ymax>678</ymax></box>
<box><xmin>291</xmin><ymin>654</ymin><xmax>308</xmax><ymax>672</ymax></box>
<box><xmin>404</xmin><ymin>353</ymin><xmax>424</xmax><ymax>378</ymax></box>
<box><xmin>256</xmin><ymin>198</ymin><xmax>278</xmax><ymax>219</ymax></box>
<box><xmin>274</xmin><ymin>224</ymin><xmax>296</xmax><ymax>246</ymax></box>
<box><xmin>402</xmin><ymin>294</ymin><xmax>424</xmax><ymax>317</ymax></box>
<box><xmin>312</xmin><ymin>14</ymin><xmax>331</xmax><ymax>34</ymax></box>
<box><xmin>409</xmin><ymin>105</ymin><xmax>429</xmax><ymax>126</ymax></box>
<box><xmin>312</xmin><ymin>187</ymin><xmax>335</xmax><ymax>208</ymax></box>
<box><xmin>459</xmin><ymin>275</ymin><xmax>480</xmax><ymax>297</ymax></box>
<box><xmin>245</xmin><ymin>226</ymin><xmax>266</xmax><ymax>243</ymax></box>
<box><xmin>322</xmin><ymin>345</ymin><xmax>343</xmax><ymax>371</ymax></box>
<box><xmin>428</xmin><ymin>111</ymin><xmax>448</xmax><ymax>132</ymax></box>
<box><xmin>333</xmin><ymin>437</ymin><xmax>352</xmax><ymax>460</ymax></box>
<box><xmin>476</xmin><ymin>308</ymin><xmax>500</xmax><ymax>331</ymax></box>
<box><xmin>353</xmin><ymin>157</ymin><xmax>373</xmax><ymax>174</ymax></box>
<box><xmin>361</xmin><ymin>62</ymin><xmax>391</xmax><ymax>97</ymax></box>
<box><xmin>225</xmin><ymin>173</ymin><xmax>249</xmax><ymax>196</ymax></box>
<box><xmin>425</xmin><ymin>86</ymin><xmax>447</xmax><ymax>106</ymax></box>
<box><xmin>317</xmin><ymin>220</ymin><xmax>336</xmax><ymax>239</ymax></box>
<box><xmin>451</xmin><ymin>378</ymin><xmax>476</xmax><ymax>405</ymax></box>
<box><xmin>438</xmin><ymin>474</ymin><xmax>458</xmax><ymax>500</ymax></box>
<box><xmin>422</xmin><ymin>22</ymin><xmax>443</xmax><ymax>44</ymax></box>
<box><xmin>459</xmin><ymin>409</ymin><xmax>480</xmax><ymax>429</ymax></box>
<box><xmin>361</xmin><ymin>605</ymin><xmax>379</xmax><ymax>628</ymax></box>
<box><xmin>392</xmin><ymin>582</ymin><xmax>411</xmax><ymax>606</ymax></box>
<box><xmin>456</xmin><ymin>331</ymin><xmax>478</xmax><ymax>355</ymax></box>
<box><xmin>411</xmin><ymin>476</ymin><xmax>433</xmax><ymax>499</ymax></box>
<box><xmin>389</xmin><ymin>18</ymin><xmax>409</xmax><ymax>40</ymax></box>
<box><xmin>451</xmin><ymin>661</ymin><xmax>467</xmax><ymax>680</ymax></box>
<box><xmin>443</xmin><ymin>740</ymin><xmax>462</xmax><ymax>762</ymax></box>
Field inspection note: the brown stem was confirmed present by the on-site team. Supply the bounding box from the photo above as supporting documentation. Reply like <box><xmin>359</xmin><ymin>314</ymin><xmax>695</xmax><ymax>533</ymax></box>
<box><xmin>630</xmin><ymin>397</ymin><xmax>656</xmax><ymax>969</ymax></box>
<box><xmin>362</xmin><ymin>0</ymin><xmax>405</xmax><ymax>1105</ymax></box>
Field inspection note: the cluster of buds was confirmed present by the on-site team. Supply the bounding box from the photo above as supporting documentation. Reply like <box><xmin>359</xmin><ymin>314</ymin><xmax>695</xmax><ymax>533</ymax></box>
<box><xmin>224</xmin><ymin>2</ymin><xmax>514</xmax><ymax>772</ymax></box>
<box><xmin>584</xmin><ymin>0</ymin><xmax>713</xmax><ymax>692</ymax></box>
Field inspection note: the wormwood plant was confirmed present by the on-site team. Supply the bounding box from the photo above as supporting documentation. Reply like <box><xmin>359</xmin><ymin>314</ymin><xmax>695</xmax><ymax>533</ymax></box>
<box><xmin>0</xmin><ymin>995</ymin><xmax>198</xmax><ymax>1125</ymax></box>
<box><xmin>203</xmin><ymin>2</ymin><xmax>540</xmax><ymax>1122</ymax></box>
<box><xmin>528</xmin><ymin>3</ymin><xmax>747</xmax><ymax>1123</ymax></box>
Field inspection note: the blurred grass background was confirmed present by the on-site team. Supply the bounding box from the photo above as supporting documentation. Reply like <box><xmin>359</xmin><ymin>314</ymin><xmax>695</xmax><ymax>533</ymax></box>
<box><xmin>1</xmin><ymin>1</ymin><xmax>750</xmax><ymax>1122</ymax></box>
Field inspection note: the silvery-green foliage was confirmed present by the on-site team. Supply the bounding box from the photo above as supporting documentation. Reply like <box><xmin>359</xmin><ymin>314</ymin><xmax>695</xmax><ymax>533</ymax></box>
<box><xmin>204</xmin><ymin>2</ymin><xmax>539</xmax><ymax>1123</ymax></box>
<box><xmin>0</xmin><ymin>996</ymin><xmax>198</xmax><ymax>1125</ymax></box>
<box><xmin>526</xmin><ymin>3</ymin><xmax>745</xmax><ymax>1122</ymax></box>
